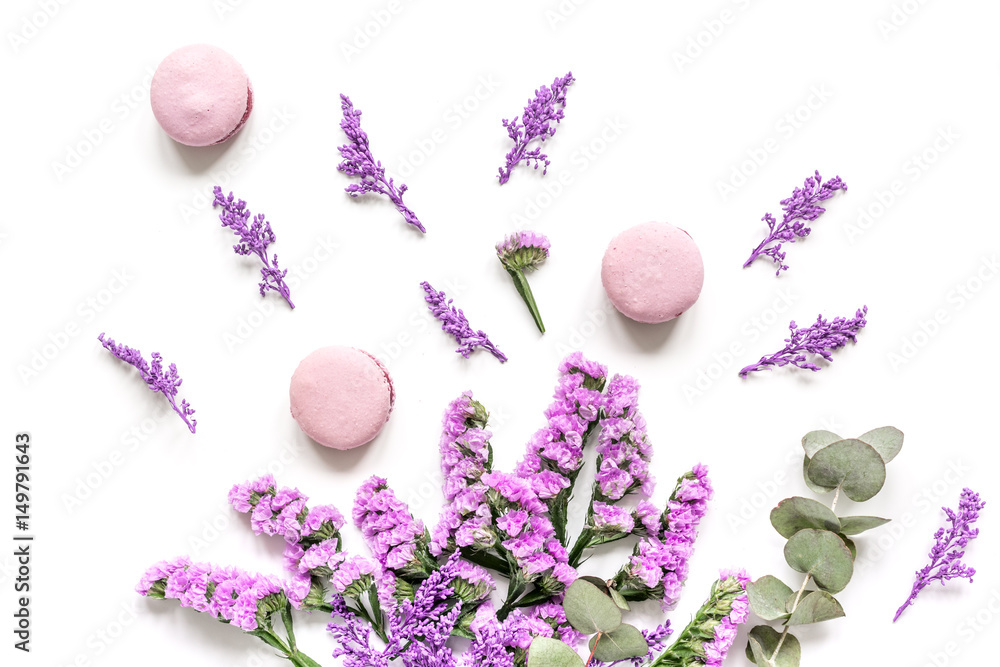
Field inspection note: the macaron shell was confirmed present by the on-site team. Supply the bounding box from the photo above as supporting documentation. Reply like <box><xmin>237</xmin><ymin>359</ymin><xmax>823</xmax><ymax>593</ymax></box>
<box><xmin>601</xmin><ymin>221</ymin><xmax>705</xmax><ymax>323</ymax></box>
<box><xmin>150</xmin><ymin>44</ymin><xmax>251</xmax><ymax>147</ymax></box>
<box><xmin>289</xmin><ymin>347</ymin><xmax>394</xmax><ymax>450</ymax></box>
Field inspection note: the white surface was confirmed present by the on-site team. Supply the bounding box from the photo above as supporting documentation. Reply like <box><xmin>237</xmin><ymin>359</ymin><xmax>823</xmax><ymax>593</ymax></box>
<box><xmin>3</xmin><ymin>1</ymin><xmax>998</xmax><ymax>665</ymax></box>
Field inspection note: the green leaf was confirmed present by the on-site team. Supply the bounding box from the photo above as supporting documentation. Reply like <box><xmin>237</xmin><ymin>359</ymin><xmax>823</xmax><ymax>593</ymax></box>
<box><xmin>806</xmin><ymin>439</ymin><xmax>887</xmax><ymax>502</ymax></box>
<box><xmin>590</xmin><ymin>624</ymin><xmax>648</xmax><ymax>662</ymax></box>
<box><xmin>745</xmin><ymin>625</ymin><xmax>801</xmax><ymax>667</ymax></box>
<box><xmin>747</xmin><ymin>575</ymin><xmax>795</xmax><ymax>621</ymax></box>
<box><xmin>770</xmin><ymin>497</ymin><xmax>841</xmax><ymax>538</ymax></box>
<box><xmin>838</xmin><ymin>534</ymin><xmax>857</xmax><ymax>560</ymax></box>
<box><xmin>838</xmin><ymin>516</ymin><xmax>891</xmax><ymax>536</ymax></box>
<box><xmin>787</xmin><ymin>591</ymin><xmax>846</xmax><ymax>626</ymax></box>
<box><xmin>857</xmin><ymin>426</ymin><xmax>903</xmax><ymax>463</ymax></box>
<box><xmin>578</xmin><ymin>575</ymin><xmax>609</xmax><ymax>593</ymax></box>
<box><xmin>783</xmin><ymin>529</ymin><xmax>854</xmax><ymax>594</ymax></box>
<box><xmin>801</xmin><ymin>430</ymin><xmax>843</xmax><ymax>458</ymax></box>
<box><xmin>802</xmin><ymin>456</ymin><xmax>836</xmax><ymax>494</ymax></box>
<box><xmin>607</xmin><ymin>587</ymin><xmax>631</xmax><ymax>611</ymax></box>
<box><xmin>563</xmin><ymin>579</ymin><xmax>622</xmax><ymax>634</ymax></box>
<box><xmin>528</xmin><ymin>637</ymin><xmax>585</xmax><ymax>667</ymax></box>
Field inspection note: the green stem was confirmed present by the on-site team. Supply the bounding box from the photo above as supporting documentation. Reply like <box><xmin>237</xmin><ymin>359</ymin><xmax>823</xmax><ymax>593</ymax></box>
<box><xmin>280</xmin><ymin>603</ymin><xmax>297</xmax><ymax>653</ymax></box>
<box><xmin>770</xmin><ymin>574</ymin><xmax>811</xmax><ymax>663</ymax></box>
<box><xmin>567</xmin><ymin>529</ymin><xmax>593</xmax><ymax>569</ymax></box>
<box><xmin>507</xmin><ymin>268</ymin><xmax>545</xmax><ymax>333</ymax></box>
<box><xmin>461</xmin><ymin>548</ymin><xmax>512</xmax><ymax>578</ymax></box>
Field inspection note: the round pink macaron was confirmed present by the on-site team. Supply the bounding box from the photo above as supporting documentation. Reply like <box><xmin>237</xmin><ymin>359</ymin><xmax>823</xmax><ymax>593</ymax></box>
<box><xmin>289</xmin><ymin>347</ymin><xmax>395</xmax><ymax>450</ymax></box>
<box><xmin>601</xmin><ymin>221</ymin><xmax>705</xmax><ymax>323</ymax></box>
<box><xmin>150</xmin><ymin>44</ymin><xmax>253</xmax><ymax>147</ymax></box>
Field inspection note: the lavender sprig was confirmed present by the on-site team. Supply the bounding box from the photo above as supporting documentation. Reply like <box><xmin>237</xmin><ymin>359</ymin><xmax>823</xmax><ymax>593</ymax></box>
<box><xmin>498</xmin><ymin>72</ymin><xmax>575</xmax><ymax>185</ymax></box>
<box><xmin>739</xmin><ymin>306</ymin><xmax>868</xmax><ymax>378</ymax></box>
<box><xmin>421</xmin><ymin>281</ymin><xmax>507</xmax><ymax>362</ymax></box>
<box><xmin>212</xmin><ymin>186</ymin><xmax>295</xmax><ymax>309</ymax></box>
<box><xmin>497</xmin><ymin>231</ymin><xmax>550</xmax><ymax>333</ymax></box>
<box><xmin>97</xmin><ymin>333</ymin><xmax>197</xmax><ymax>433</ymax></box>
<box><xmin>337</xmin><ymin>94</ymin><xmax>425</xmax><ymax>233</ymax></box>
<box><xmin>894</xmin><ymin>488</ymin><xmax>985</xmax><ymax>622</ymax></box>
<box><xmin>743</xmin><ymin>171</ymin><xmax>847</xmax><ymax>275</ymax></box>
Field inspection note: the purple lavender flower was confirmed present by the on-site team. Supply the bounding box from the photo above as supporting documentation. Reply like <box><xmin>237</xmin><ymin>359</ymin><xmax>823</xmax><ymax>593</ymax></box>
<box><xmin>739</xmin><ymin>306</ymin><xmax>868</xmax><ymax>377</ymax></box>
<box><xmin>421</xmin><ymin>281</ymin><xmax>507</xmax><ymax>362</ymax></box>
<box><xmin>353</xmin><ymin>476</ymin><xmax>435</xmax><ymax>579</ymax></box>
<box><xmin>894</xmin><ymin>488</ymin><xmax>985</xmax><ymax>622</ymax></box>
<box><xmin>498</xmin><ymin>72</ymin><xmax>575</xmax><ymax>185</ymax></box>
<box><xmin>212</xmin><ymin>186</ymin><xmax>295</xmax><ymax>308</ymax></box>
<box><xmin>337</xmin><ymin>94</ymin><xmax>424</xmax><ymax>233</ymax></box>
<box><xmin>497</xmin><ymin>231</ymin><xmax>551</xmax><ymax>333</ymax></box>
<box><xmin>743</xmin><ymin>170</ymin><xmax>847</xmax><ymax>275</ymax></box>
<box><xmin>97</xmin><ymin>333</ymin><xmax>197</xmax><ymax>433</ymax></box>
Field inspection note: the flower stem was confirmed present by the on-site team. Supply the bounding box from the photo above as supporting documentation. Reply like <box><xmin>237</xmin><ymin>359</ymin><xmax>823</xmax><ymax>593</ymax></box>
<box><xmin>585</xmin><ymin>632</ymin><xmax>602</xmax><ymax>667</ymax></box>
<box><xmin>506</xmin><ymin>268</ymin><xmax>545</xmax><ymax>333</ymax></box>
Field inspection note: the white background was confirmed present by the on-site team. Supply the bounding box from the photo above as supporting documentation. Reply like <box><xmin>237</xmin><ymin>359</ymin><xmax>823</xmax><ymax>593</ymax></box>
<box><xmin>3</xmin><ymin>1</ymin><xmax>998</xmax><ymax>665</ymax></box>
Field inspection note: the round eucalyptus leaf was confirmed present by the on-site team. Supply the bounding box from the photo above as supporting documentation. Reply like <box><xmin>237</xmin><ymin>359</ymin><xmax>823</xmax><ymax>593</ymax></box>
<box><xmin>839</xmin><ymin>516</ymin><xmax>891</xmax><ymax>536</ymax></box>
<box><xmin>745</xmin><ymin>625</ymin><xmax>802</xmax><ymax>667</ymax></box>
<box><xmin>787</xmin><ymin>590</ymin><xmax>846</xmax><ymax>626</ymax></box>
<box><xmin>578</xmin><ymin>575</ymin><xmax>609</xmax><ymax>593</ymax></box>
<box><xmin>770</xmin><ymin>497</ymin><xmax>841</xmax><ymax>538</ymax></box>
<box><xmin>563</xmin><ymin>578</ymin><xmax>622</xmax><ymax>634</ymax></box>
<box><xmin>783</xmin><ymin>529</ymin><xmax>854</xmax><ymax>594</ymax></box>
<box><xmin>838</xmin><ymin>533</ymin><xmax>857</xmax><ymax>560</ymax></box>
<box><xmin>528</xmin><ymin>637</ymin><xmax>585</xmax><ymax>667</ymax></box>
<box><xmin>857</xmin><ymin>426</ymin><xmax>903</xmax><ymax>463</ymax></box>
<box><xmin>589</xmin><ymin>624</ymin><xmax>648</xmax><ymax>662</ymax></box>
<box><xmin>747</xmin><ymin>575</ymin><xmax>794</xmax><ymax>621</ymax></box>
<box><xmin>802</xmin><ymin>456</ymin><xmax>836</xmax><ymax>494</ymax></box>
<box><xmin>801</xmin><ymin>430</ymin><xmax>843</xmax><ymax>458</ymax></box>
<box><xmin>806</xmin><ymin>439</ymin><xmax>886</xmax><ymax>502</ymax></box>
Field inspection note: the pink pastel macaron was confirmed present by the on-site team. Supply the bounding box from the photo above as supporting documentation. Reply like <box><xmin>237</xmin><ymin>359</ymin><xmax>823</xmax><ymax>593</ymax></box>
<box><xmin>601</xmin><ymin>221</ymin><xmax>705</xmax><ymax>323</ymax></box>
<box><xmin>150</xmin><ymin>44</ymin><xmax>253</xmax><ymax>147</ymax></box>
<box><xmin>289</xmin><ymin>347</ymin><xmax>395</xmax><ymax>450</ymax></box>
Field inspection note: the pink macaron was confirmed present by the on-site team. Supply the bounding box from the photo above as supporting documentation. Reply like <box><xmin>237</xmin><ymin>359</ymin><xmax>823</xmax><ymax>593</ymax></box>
<box><xmin>289</xmin><ymin>347</ymin><xmax>395</xmax><ymax>450</ymax></box>
<box><xmin>150</xmin><ymin>44</ymin><xmax>253</xmax><ymax>147</ymax></box>
<box><xmin>601</xmin><ymin>221</ymin><xmax>705</xmax><ymax>323</ymax></box>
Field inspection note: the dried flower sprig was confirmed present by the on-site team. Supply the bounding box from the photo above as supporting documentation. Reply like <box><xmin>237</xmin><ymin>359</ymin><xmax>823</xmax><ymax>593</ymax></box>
<box><xmin>743</xmin><ymin>171</ymin><xmax>847</xmax><ymax>275</ymax></box>
<box><xmin>337</xmin><ymin>94</ymin><xmax>425</xmax><ymax>233</ymax></box>
<box><xmin>97</xmin><ymin>333</ymin><xmax>197</xmax><ymax>433</ymax></box>
<box><xmin>498</xmin><ymin>72</ymin><xmax>575</xmax><ymax>185</ymax></box>
<box><xmin>497</xmin><ymin>231</ymin><xmax>550</xmax><ymax>333</ymax></box>
<box><xmin>739</xmin><ymin>306</ymin><xmax>868</xmax><ymax>377</ymax></box>
<box><xmin>421</xmin><ymin>281</ymin><xmax>507</xmax><ymax>362</ymax></box>
<box><xmin>212</xmin><ymin>186</ymin><xmax>295</xmax><ymax>309</ymax></box>
<box><xmin>894</xmin><ymin>488</ymin><xmax>985</xmax><ymax>622</ymax></box>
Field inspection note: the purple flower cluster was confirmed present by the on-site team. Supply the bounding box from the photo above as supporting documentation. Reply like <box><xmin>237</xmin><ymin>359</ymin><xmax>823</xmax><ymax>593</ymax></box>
<box><xmin>701</xmin><ymin>570</ymin><xmax>750</xmax><ymax>666</ymax></box>
<box><xmin>739</xmin><ymin>306</ymin><xmax>868</xmax><ymax>377</ymax></box>
<box><xmin>894</xmin><ymin>488</ymin><xmax>985</xmax><ymax>621</ymax></box>
<box><xmin>496</xmin><ymin>230</ymin><xmax>551</xmax><ymax>333</ymax></box>
<box><xmin>421</xmin><ymin>281</ymin><xmax>507</xmax><ymax>362</ymax></box>
<box><xmin>337</xmin><ymin>94</ymin><xmax>424</xmax><ymax>233</ymax></box>
<box><xmin>353</xmin><ymin>476</ymin><xmax>434</xmax><ymax>578</ymax></box>
<box><xmin>212</xmin><ymin>186</ymin><xmax>295</xmax><ymax>309</ymax></box>
<box><xmin>593</xmin><ymin>374</ymin><xmax>654</xmax><ymax>501</ymax></box>
<box><xmin>743</xmin><ymin>170</ymin><xmax>847</xmax><ymax>275</ymax></box>
<box><xmin>498</xmin><ymin>72</ymin><xmax>575</xmax><ymax>185</ymax></box>
<box><xmin>137</xmin><ymin>557</ymin><xmax>286</xmax><ymax>632</ymax></box>
<box><xmin>97</xmin><ymin>332</ymin><xmax>197</xmax><ymax>433</ymax></box>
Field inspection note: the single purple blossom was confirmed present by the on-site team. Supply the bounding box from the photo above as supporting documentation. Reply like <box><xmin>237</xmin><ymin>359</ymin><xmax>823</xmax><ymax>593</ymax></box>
<box><xmin>212</xmin><ymin>186</ymin><xmax>295</xmax><ymax>308</ymax></box>
<box><xmin>739</xmin><ymin>306</ymin><xmax>868</xmax><ymax>377</ymax></box>
<box><xmin>97</xmin><ymin>333</ymin><xmax>197</xmax><ymax>433</ymax></box>
<box><xmin>498</xmin><ymin>72</ymin><xmax>575</xmax><ymax>185</ymax></box>
<box><xmin>421</xmin><ymin>281</ymin><xmax>507</xmax><ymax>362</ymax></box>
<box><xmin>496</xmin><ymin>230</ymin><xmax>551</xmax><ymax>333</ymax></box>
<box><xmin>337</xmin><ymin>94</ymin><xmax>424</xmax><ymax>233</ymax></box>
<box><xmin>743</xmin><ymin>170</ymin><xmax>847</xmax><ymax>275</ymax></box>
<box><xmin>894</xmin><ymin>488</ymin><xmax>985</xmax><ymax>622</ymax></box>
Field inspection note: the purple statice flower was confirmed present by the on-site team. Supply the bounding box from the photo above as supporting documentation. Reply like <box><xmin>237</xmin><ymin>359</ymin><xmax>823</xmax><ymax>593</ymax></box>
<box><xmin>743</xmin><ymin>170</ymin><xmax>847</xmax><ymax>275</ymax></box>
<box><xmin>894</xmin><ymin>488</ymin><xmax>985</xmax><ymax>622</ymax></box>
<box><xmin>739</xmin><ymin>306</ymin><xmax>868</xmax><ymax>377</ymax></box>
<box><xmin>594</xmin><ymin>374</ymin><xmax>654</xmax><ymax>500</ymax></box>
<box><xmin>212</xmin><ymin>186</ymin><xmax>295</xmax><ymax>309</ymax></box>
<box><xmin>353</xmin><ymin>476</ymin><xmax>434</xmax><ymax>579</ymax></box>
<box><xmin>337</xmin><ymin>94</ymin><xmax>424</xmax><ymax>233</ymax></box>
<box><xmin>496</xmin><ymin>230</ymin><xmax>551</xmax><ymax>333</ymax></box>
<box><xmin>612</xmin><ymin>465</ymin><xmax>712</xmax><ymax>609</ymax></box>
<box><xmin>97</xmin><ymin>333</ymin><xmax>197</xmax><ymax>433</ymax></box>
<box><xmin>421</xmin><ymin>281</ymin><xmax>507</xmax><ymax>362</ymax></box>
<box><xmin>498</xmin><ymin>72</ymin><xmax>575</xmax><ymax>185</ymax></box>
